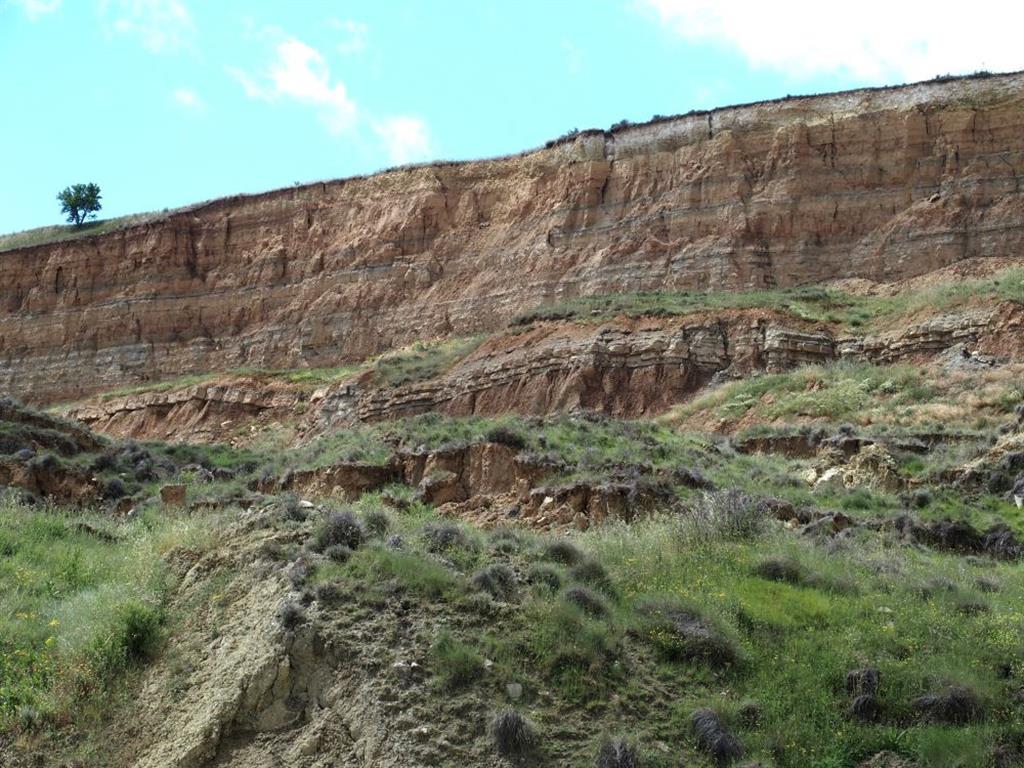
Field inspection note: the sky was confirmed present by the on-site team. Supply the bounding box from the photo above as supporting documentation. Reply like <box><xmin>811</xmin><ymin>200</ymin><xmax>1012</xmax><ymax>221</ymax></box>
<box><xmin>2</xmin><ymin>0</ymin><xmax>1022</xmax><ymax>234</ymax></box>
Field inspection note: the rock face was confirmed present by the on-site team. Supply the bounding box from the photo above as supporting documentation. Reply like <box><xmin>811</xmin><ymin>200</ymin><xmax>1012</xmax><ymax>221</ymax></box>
<box><xmin>64</xmin><ymin>300</ymin><xmax>1024</xmax><ymax>441</ymax></box>
<box><xmin>6</xmin><ymin>72</ymin><xmax>1024</xmax><ymax>403</ymax></box>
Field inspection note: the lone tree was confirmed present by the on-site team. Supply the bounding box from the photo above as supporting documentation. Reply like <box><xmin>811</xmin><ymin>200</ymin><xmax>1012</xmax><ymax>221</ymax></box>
<box><xmin>57</xmin><ymin>183</ymin><xmax>102</xmax><ymax>226</ymax></box>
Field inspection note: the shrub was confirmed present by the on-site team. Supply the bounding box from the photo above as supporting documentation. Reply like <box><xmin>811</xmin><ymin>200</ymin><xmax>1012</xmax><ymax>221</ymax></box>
<box><xmin>490</xmin><ymin>708</ymin><xmax>538</xmax><ymax>759</ymax></box>
<box><xmin>564</xmin><ymin>585</ymin><xmax>608</xmax><ymax>617</ymax></box>
<box><xmin>846</xmin><ymin>667</ymin><xmax>880</xmax><ymax>696</ymax></box>
<box><xmin>279</xmin><ymin>493</ymin><xmax>308</xmax><ymax>522</ymax></box>
<box><xmin>485</xmin><ymin>426</ymin><xmax>528</xmax><ymax>450</ymax></box>
<box><xmin>911</xmin><ymin>685</ymin><xmax>982</xmax><ymax>724</ymax></box>
<box><xmin>910</xmin><ymin>489</ymin><xmax>933</xmax><ymax>509</ymax></box>
<box><xmin>595</xmin><ymin>737</ymin><xmax>638</xmax><ymax>768</ymax></box>
<box><xmin>976</xmin><ymin>576</ymin><xmax>1002</xmax><ymax>593</ymax></box>
<box><xmin>544</xmin><ymin>539</ymin><xmax>584</xmax><ymax>566</ymax></box>
<box><xmin>679</xmin><ymin>490</ymin><xmax>766</xmax><ymax>543</ymax></box>
<box><xmin>690</xmin><ymin>708</ymin><xmax>743</xmax><ymax>766</ymax></box>
<box><xmin>489</xmin><ymin>526</ymin><xmax>523</xmax><ymax>554</ymax></box>
<box><xmin>422</xmin><ymin>521</ymin><xmax>469</xmax><ymax>553</ymax></box>
<box><xmin>850</xmin><ymin>693</ymin><xmax>879</xmax><ymax>722</ymax></box>
<box><xmin>526</xmin><ymin>563</ymin><xmax>563</xmax><ymax>593</ymax></box>
<box><xmin>430</xmin><ymin>631</ymin><xmax>485</xmax><ymax>689</ymax></box>
<box><xmin>276</xmin><ymin>600</ymin><xmax>306</xmax><ymax>630</ymax></box>
<box><xmin>324</xmin><ymin>544</ymin><xmax>352</xmax><ymax>563</ymax></box>
<box><xmin>569</xmin><ymin>559</ymin><xmax>614</xmax><ymax>595</ymax></box>
<box><xmin>362</xmin><ymin>509</ymin><xmax>391</xmax><ymax>538</ymax></box>
<box><xmin>752</xmin><ymin>557</ymin><xmax>804</xmax><ymax>585</ymax></box>
<box><xmin>737</xmin><ymin>700</ymin><xmax>761</xmax><ymax>727</ymax></box>
<box><xmin>471</xmin><ymin>563</ymin><xmax>517</xmax><ymax>600</ymax></box>
<box><xmin>354</xmin><ymin>549</ymin><xmax>456</xmax><ymax>598</ymax></box>
<box><xmin>637</xmin><ymin>598</ymin><xmax>738</xmax><ymax>668</ymax></box>
<box><xmin>104</xmin><ymin>477</ymin><xmax>128</xmax><ymax>500</ymax></box>
<box><xmin>88</xmin><ymin>601</ymin><xmax>163</xmax><ymax>680</ymax></box>
<box><xmin>316</xmin><ymin>510</ymin><xmax>364</xmax><ymax>551</ymax></box>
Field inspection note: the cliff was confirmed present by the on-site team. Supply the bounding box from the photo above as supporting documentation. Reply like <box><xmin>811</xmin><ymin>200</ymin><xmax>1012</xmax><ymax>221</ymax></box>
<box><xmin>4</xmin><ymin>72</ymin><xmax>1024</xmax><ymax>403</ymax></box>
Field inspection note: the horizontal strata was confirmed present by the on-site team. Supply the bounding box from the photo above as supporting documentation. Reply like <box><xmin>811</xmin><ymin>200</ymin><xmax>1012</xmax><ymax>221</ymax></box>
<box><xmin>5</xmin><ymin>72</ymin><xmax>1024</xmax><ymax>402</ymax></box>
<box><xmin>66</xmin><ymin>304</ymin><xmax>1024</xmax><ymax>442</ymax></box>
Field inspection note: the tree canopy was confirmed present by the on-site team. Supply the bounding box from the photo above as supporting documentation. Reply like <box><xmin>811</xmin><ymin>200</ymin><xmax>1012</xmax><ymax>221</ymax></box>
<box><xmin>57</xmin><ymin>183</ymin><xmax>102</xmax><ymax>227</ymax></box>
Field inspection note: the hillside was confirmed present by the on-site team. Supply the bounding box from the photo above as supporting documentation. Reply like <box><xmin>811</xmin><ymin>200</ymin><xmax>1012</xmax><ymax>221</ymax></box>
<box><xmin>3</xmin><ymin>72</ymin><xmax>1024</xmax><ymax>404</ymax></box>
<box><xmin>3</xmin><ymin>72</ymin><xmax>1024</xmax><ymax>768</ymax></box>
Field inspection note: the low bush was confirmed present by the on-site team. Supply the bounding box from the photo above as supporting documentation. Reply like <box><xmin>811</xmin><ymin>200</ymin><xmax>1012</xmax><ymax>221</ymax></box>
<box><xmin>422</xmin><ymin>521</ymin><xmax>470</xmax><ymax>553</ymax></box>
<box><xmin>471</xmin><ymin>563</ymin><xmax>517</xmax><ymax>600</ymax></box>
<box><xmin>526</xmin><ymin>563</ymin><xmax>563</xmax><ymax>593</ymax></box>
<box><xmin>636</xmin><ymin>598</ymin><xmax>739</xmax><ymax>669</ymax></box>
<box><xmin>315</xmin><ymin>510</ymin><xmax>364</xmax><ymax>551</ymax></box>
<box><xmin>569</xmin><ymin>559</ymin><xmax>614</xmax><ymax>595</ymax></box>
<box><xmin>752</xmin><ymin>557</ymin><xmax>805</xmax><ymax>585</ymax></box>
<box><xmin>324</xmin><ymin>544</ymin><xmax>352</xmax><ymax>563</ymax></box>
<box><xmin>276</xmin><ymin>600</ymin><xmax>306</xmax><ymax>631</ymax></box>
<box><xmin>679</xmin><ymin>490</ymin><xmax>767</xmax><ymax>543</ymax></box>
<box><xmin>690</xmin><ymin>708</ymin><xmax>743</xmax><ymax>766</ymax></box>
<box><xmin>543</xmin><ymin>539</ymin><xmax>585</xmax><ymax>566</ymax></box>
<box><xmin>595</xmin><ymin>737</ymin><xmax>639</xmax><ymax>768</ymax></box>
<box><xmin>485</xmin><ymin>425</ymin><xmax>528</xmax><ymax>450</ymax></box>
<box><xmin>490</xmin><ymin>708</ymin><xmax>538</xmax><ymax>759</ymax></box>
<box><xmin>564</xmin><ymin>585</ymin><xmax>608</xmax><ymax>617</ymax></box>
<box><xmin>362</xmin><ymin>509</ymin><xmax>391</xmax><ymax>538</ymax></box>
<box><xmin>911</xmin><ymin>685</ymin><xmax>983</xmax><ymax>724</ymax></box>
<box><xmin>87</xmin><ymin>600</ymin><xmax>163</xmax><ymax>680</ymax></box>
<box><xmin>350</xmin><ymin>548</ymin><xmax>457</xmax><ymax>598</ymax></box>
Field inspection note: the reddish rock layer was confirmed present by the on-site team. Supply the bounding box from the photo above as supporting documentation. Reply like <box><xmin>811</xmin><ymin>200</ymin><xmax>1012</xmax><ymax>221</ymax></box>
<box><xmin>6</xmin><ymin>73</ymin><xmax>1024</xmax><ymax>403</ymax></box>
<box><xmin>66</xmin><ymin>302</ymin><xmax>1024</xmax><ymax>444</ymax></box>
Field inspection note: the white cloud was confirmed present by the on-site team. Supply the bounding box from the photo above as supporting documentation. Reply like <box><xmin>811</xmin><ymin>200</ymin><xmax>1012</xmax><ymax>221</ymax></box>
<box><xmin>100</xmin><ymin>0</ymin><xmax>196</xmax><ymax>54</ymax></box>
<box><xmin>229</xmin><ymin>35</ymin><xmax>358</xmax><ymax>134</ymax></box>
<box><xmin>231</xmin><ymin>29</ymin><xmax>433</xmax><ymax>164</ymax></box>
<box><xmin>330</xmin><ymin>18</ymin><xmax>368</xmax><ymax>55</ymax></box>
<box><xmin>8</xmin><ymin>0</ymin><xmax>60</xmax><ymax>19</ymax></box>
<box><xmin>172</xmin><ymin>87</ymin><xmax>202</xmax><ymax>110</ymax></box>
<box><xmin>638</xmin><ymin>0</ymin><xmax>1024</xmax><ymax>81</ymax></box>
<box><xmin>374</xmin><ymin>116</ymin><xmax>432</xmax><ymax>164</ymax></box>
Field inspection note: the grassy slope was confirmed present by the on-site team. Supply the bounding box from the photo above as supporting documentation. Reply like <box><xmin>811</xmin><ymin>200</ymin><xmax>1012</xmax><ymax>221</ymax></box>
<box><xmin>0</xmin><ymin>215</ymin><xmax>161</xmax><ymax>253</ymax></box>
<box><xmin>0</xmin><ymin>501</ymin><xmax>223</xmax><ymax>728</ymax></box>
<box><xmin>668</xmin><ymin>360</ymin><xmax>1024</xmax><ymax>434</ymax></box>
<box><xmin>309</xmin><ymin>492</ymin><xmax>1024</xmax><ymax>767</ymax></box>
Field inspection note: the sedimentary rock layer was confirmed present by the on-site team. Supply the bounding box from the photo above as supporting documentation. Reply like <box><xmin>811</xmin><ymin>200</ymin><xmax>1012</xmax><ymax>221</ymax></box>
<box><xmin>5</xmin><ymin>72</ymin><xmax>1024</xmax><ymax>402</ymax></box>
<box><xmin>67</xmin><ymin>302</ymin><xmax>1024</xmax><ymax>442</ymax></box>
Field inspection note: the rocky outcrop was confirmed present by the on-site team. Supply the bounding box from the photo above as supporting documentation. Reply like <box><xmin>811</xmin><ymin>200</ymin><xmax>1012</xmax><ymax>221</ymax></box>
<box><xmin>6</xmin><ymin>72</ymin><xmax>1024</xmax><ymax>403</ymax></box>
<box><xmin>311</xmin><ymin>304</ymin><xmax>1022</xmax><ymax>428</ymax></box>
<box><xmin>69</xmin><ymin>384</ymin><xmax>303</xmax><ymax>443</ymax></box>
<box><xmin>0</xmin><ymin>456</ymin><xmax>101</xmax><ymax>503</ymax></box>
<box><xmin>260</xmin><ymin>462</ymin><xmax>401</xmax><ymax>502</ymax></box>
<box><xmin>64</xmin><ymin>299</ymin><xmax>1024</xmax><ymax>441</ymax></box>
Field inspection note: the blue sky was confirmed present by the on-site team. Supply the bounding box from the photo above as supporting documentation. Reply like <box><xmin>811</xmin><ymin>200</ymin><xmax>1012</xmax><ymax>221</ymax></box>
<box><xmin>2</xmin><ymin>0</ymin><xmax>1020</xmax><ymax>234</ymax></box>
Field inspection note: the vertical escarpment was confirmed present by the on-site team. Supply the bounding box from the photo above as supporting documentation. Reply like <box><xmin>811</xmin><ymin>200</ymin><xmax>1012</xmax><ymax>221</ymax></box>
<box><xmin>2</xmin><ymin>72</ymin><xmax>1024</xmax><ymax>403</ymax></box>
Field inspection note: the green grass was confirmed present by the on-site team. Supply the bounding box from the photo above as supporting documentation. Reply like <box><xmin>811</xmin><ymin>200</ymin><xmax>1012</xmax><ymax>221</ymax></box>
<box><xmin>306</xmin><ymin>494</ymin><xmax>1024</xmax><ymax>767</ymax></box>
<box><xmin>511</xmin><ymin>267</ymin><xmax>1024</xmax><ymax>332</ymax></box>
<box><xmin>371</xmin><ymin>335</ymin><xmax>485</xmax><ymax>387</ymax></box>
<box><xmin>0</xmin><ymin>500</ymin><xmax>223</xmax><ymax>728</ymax></box>
<box><xmin>430</xmin><ymin>630</ymin><xmax>486</xmax><ymax>689</ymax></box>
<box><xmin>0</xmin><ymin>213</ymin><xmax>161</xmax><ymax>253</ymax></box>
<box><xmin>582</xmin><ymin>520</ymin><xmax>1024</xmax><ymax>767</ymax></box>
<box><xmin>674</xmin><ymin>361</ymin><xmax>938</xmax><ymax>425</ymax></box>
